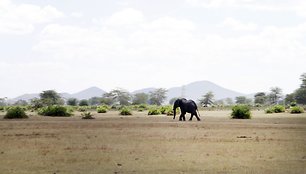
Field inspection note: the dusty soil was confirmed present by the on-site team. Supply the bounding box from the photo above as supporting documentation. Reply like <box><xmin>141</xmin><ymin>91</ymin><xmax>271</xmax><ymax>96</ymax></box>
<box><xmin>0</xmin><ymin>111</ymin><xmax>305</xmax><ymax>174</ymax></box>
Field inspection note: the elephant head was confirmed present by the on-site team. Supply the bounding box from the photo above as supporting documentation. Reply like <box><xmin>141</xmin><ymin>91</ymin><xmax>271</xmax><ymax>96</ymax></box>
<box><xmin>173</xmin><ymin>98</ymin><xmax>183</xmax><ymax>119</ymax></box>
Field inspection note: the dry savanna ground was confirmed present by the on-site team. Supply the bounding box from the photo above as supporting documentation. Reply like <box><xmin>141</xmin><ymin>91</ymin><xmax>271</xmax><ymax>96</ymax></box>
<box><xmin>0</xmin><ymin>110</ymin><xmax>305</xmax><ymax>174</ymax></box>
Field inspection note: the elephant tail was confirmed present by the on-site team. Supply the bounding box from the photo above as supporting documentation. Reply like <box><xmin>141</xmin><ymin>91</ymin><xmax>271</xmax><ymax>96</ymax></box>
<box><xmin>197</xmin><ymin>109</ymin><xmax>201</xmax><ymax>117</ymax></box>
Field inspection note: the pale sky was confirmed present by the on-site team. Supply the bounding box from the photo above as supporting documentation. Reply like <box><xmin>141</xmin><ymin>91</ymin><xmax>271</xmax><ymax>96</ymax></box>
<box><xmin>1</xmin><ymin>0</ymin><xmax>306</xmax><ymax>98</ymax></box>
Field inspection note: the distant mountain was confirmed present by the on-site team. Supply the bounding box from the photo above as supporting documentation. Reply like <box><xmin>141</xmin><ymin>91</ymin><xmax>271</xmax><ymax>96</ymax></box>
<box><xmin>10</xmin><ymin>87</ymin><xmax>106</xmax><ymax>102</ymax></box>
<box><xmin>71</xmin><ymin>87</ymin><xmax>106</xmax><ymax>99</ymax></box>
<box><xmin>132</xmin><ymin>88</ymin><xmax>157</xmax><ymax>94</ymax></box>
<box><xmin>167</xmin><ymin>81</ymin><xmax>245</xmax><ymax>101</ymax></box>
<box><xmin>12</xmin><ymin>93</ymin><xmax>39</xmax><ymax>102</ymax></box>
<box><xmin>10</xmin><ymin>81</ymin><xmax>249</xmax><ymax>104</ymax></box>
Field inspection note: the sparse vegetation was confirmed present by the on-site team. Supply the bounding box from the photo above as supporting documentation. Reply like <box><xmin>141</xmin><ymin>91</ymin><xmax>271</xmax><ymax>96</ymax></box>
<box><xmin>38</xmin><ymin>105</ymin><xmax>71</xmax><ymax>117</ymax></box>
<box><xmin>97</xmin><ymin>105</ymin><xmax>108</xmax><ymax>113</ymax></box>
<box><xmin>290</xmin><ymin>106</ymin><xmax>304</xmax><ymax>114</ymax></box>
<box><xmin>265</xmin><ymin>105</ymin><xmax>285</xmax><ymax>114</ymax></box>
<box><xmin>4</xmin><ymin>106</ymin><xmax>28</xmax><ymax>119</ymax></box>
<box><xmin>81</xmin><ymin>112</ymin><xmax>95</xmax><ymax>119</ymax></box>
<box><xmin>119</xmin><ymin>107</ymin><xmax>132</xmax><ymax>115</ymax></box>
<box><xmin>148</xmin><ymin>107</ymin><xmax>161</xmax><ymax>115</ymax></box>
<box><xmin>231</xmin><ymin>105</ymin><xmax>251</xmax><ymax>119</ymax></box>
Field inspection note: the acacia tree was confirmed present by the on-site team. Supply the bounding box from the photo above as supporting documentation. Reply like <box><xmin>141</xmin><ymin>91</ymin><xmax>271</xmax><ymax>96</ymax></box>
<box><xmin>268</xmin><ymin>87</ymin><xmax>282</xmax><ymax>105</ymax></box>
<box><xmin>295</xmin><ymin>73</ymin><xmax>306</xmax><ymax>104</ymax></box>
<box><xmin>40</xmin><ymin>90</ymin><xmax>63</xmax><ymax>106</ymax></box>
<box><xmin>101</xmin><ymin>92</ymin><xmax>116</xmax><ymax>105</ymax></box>
<box><xmin>149</xmin><ymin>88</ymin><xmax>167</xmax><ymax>106</ymax></box>
<box><xmin>254</xmin><ymin>92</ymin><xmax>266</xmax><ymax>105</ymax></box>
<box><xmin>109</xmin><ymin>88</ymin><xmax>131</xmax><ymax>106</ymax></box>
<box><xmin>132</xmin><ymin>93</ymin><xmax>149</xmax><ymax>105</ymax></box>
<box><xmin>199</xmin><ymin>91</ymin><xmax>214</xmax><ymax>107</ymax></box>
<box><xmin>67</xmin><ymin>98</ymin><xmax>78</xmax><ymax>106</ymax></box>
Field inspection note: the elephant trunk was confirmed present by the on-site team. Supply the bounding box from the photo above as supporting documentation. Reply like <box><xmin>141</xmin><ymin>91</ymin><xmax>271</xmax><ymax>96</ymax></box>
<box><xmin>173</xmin><ymin>107</ymin><xmax>176</xmax><ymax>119</ymax></box>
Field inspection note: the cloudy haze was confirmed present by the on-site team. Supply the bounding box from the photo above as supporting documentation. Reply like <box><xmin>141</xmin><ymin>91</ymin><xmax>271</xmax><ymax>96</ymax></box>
<box><xmin>1</xmin><ymin>0</ymin><xmax>306</xmax><ymax>98</ymax></box>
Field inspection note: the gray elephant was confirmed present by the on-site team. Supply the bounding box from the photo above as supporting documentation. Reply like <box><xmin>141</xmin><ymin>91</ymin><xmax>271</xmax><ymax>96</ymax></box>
<box><xmin>173</xmin><ymin>98</ymin><xmax>201</xmax><ymax>121</ymax></box>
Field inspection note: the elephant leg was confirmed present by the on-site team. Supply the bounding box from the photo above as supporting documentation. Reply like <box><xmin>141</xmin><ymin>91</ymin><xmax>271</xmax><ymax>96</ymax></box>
<box><xmin>189</xmin><ymin>114</ymin><xmax>193</xmax><ymax>121</ymax></box>
<box><xmin>179</xmin><ymin>113</ymin><xmax>186</xmax><ymax>121</ymax></box>
<box><xmin>194</xmin><ymin>112</ymin><xmax>201</xmax><ymax>121</ymax></box>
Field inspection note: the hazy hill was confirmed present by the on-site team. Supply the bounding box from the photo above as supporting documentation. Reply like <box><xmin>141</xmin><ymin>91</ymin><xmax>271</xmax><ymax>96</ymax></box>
<box><xmin>10</xmin><ymin>81</ymin><xmax>247</xmax><ymax>103</ymax></box>
<box><xmin>10</xmin><ymin>87</ymin><xmax>106</xmax><ymax>103</ymax></box>
<box><xmin>166</xmin><ymin>81</ymin><xmax>245</xmax><ymax>101</ymax></box>
<box><xmin>132</xmin><ymin>88</ymin><xmax>157</xmax><ymax>94</ymax></box>
<box><xmin>71</xmin><ymin>87</ymin><xmax>106</xmax><ymax>100</ymax></box>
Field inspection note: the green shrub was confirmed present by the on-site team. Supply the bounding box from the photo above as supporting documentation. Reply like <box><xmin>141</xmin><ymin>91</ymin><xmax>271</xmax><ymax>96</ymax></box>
<box><xmin>77</xmin><ymin>106</ymin><xmax>88</xmax><ymax>112</ymax></box>
<box><xmin>97</xmin><ymin>105</ymin><xmax>108</xmax><ymax>113</ymax></box>
<box><xmin>0</xmin><ymin>106</ymin><xmax>5</xmax><ymax>112</ymax></box>
<box><xmin>4</xmin><ymin>106</ymin><xmax>28</xmax><ymax>119</ymax></box>
<box><xmin>81</xmin><ymin>112</ymin><xmax>95</xmax><ymax>119</ymax></box>
<box><xmin>119</xmin><ymin>107</ymin><xmax>132</xmax><ymax>115</ymax></box>
<box><xmin>139</xmin><ymin>104</ymin><xmax>148</xmax><ymax>110</ymax></box>
<box><xmin>265</xmin><ymin>108</ymin><xmax>274</xmax><ymax>114</ymax></box>
<box><xmin>231</xmin><ymin>105</ymin><xmax>251</xmax><ymax>119</ymax></box>
<box><xmin>38</xmin><ymin>105</ymin><xmax>71</xmax><ymax>117</ymax></box>
<box><xmin>273</xmin><ymin>105</ymin><xmax>285</xmax><ymax>113</ymax></box>
<box><xmin>265</xmin><ymin>105</ymin><xmax>285</xmax><ymax>114</ymax></box>
<box><xmin>159</xmin><ymin>105</ymin><xmax>172</xmax><ymax>114</ymax></box>
<box><xmin>290</xmin><ymin>106</ymin><xmax>304</xmax><ymax>114</ymax></box>
<box><xmin>148</xmin><ymin>107</ymin><xmax>161</xmax><ymax>115</ymax></box>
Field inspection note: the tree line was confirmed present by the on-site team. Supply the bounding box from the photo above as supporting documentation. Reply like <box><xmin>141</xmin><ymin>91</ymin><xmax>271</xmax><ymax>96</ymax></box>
<box><xmin>198</xmin><ymin>73</ymin><xmax>306</xmax><ymax>107</ymax></box>
<box><xmin>1</xmin><ymin>73</ymin><xmax>305</xmax><ymax>108</ymax></box>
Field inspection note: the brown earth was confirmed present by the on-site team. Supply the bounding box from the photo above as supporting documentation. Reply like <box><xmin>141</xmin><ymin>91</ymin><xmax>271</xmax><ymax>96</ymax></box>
<box><xmin>0</xmin><ymin>111</ymin><xmax>305</xmax><ymax>174</ymax></box>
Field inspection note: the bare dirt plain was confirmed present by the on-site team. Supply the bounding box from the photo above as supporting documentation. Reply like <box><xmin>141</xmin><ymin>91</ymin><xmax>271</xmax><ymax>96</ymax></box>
<box><xmin>0</xmin><ymin>110</ymin><xmax>305</xmax><ymax>174</ymax></box>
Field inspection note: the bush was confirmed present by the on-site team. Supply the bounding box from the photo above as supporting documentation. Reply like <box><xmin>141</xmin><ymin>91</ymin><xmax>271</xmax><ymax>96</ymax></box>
<box><xmin>119</xmin><ymin>107</ymin><xmax>132</xmax><ymax>115</ymax></box>
<box><xmin>290</xmin><ymin>106</ymin><xmax>304</xmax><ymax>114</ymax></box>
<box><xmin>4</xmin><ymin>106</ymin><xmax>28</xmax><ymax>119</ymax></box>
<box><xmin>265</xmin><ymin>105</ymin><xmax>285</xmax><ymax>114</ymax></box>
<box><xmin>273</xmin><ymin>105</ymin><xmax>285</xmax><ymax>113</ymax></box>
<box><xmin>38</xmin><ymin>105</ymin><xmax>71</xmax><ymax>117</ymax></box>
<box><xmin>77</xmin><ymin>106</ymin><xmax>88</xmax><ymax>112</ymax></box>
<box><xmin>148</xmin><ymin>107</ymin><xmax>161</xmax><ymax>115</ymax></box>
<box><xmin>97</xmin><ymin>105</ymin><xmax>108</xmax><ymax>113</ymax></box>
<box><xmin>159</xmin><ymin>105</ymin><xmax>172</xmax><ymax>114</ymax></box>
<box><xmin>231</xmin><ymin>105</ymin><xmax>251</xmax><ymax>119</ymax></box>
<box><xmin>138</xmin><ymin>104</ymin><xmax>148</xmax><ymax>110</ymax></box>
<box><xmin>81</xmin><ymin>112</ymin><xmax>95</xmax><ymax>119</ymax></box>
<box><xmin>265</xmin><ymin>108</ymin><xmax>274</xmax><ymax>114</ymax></box>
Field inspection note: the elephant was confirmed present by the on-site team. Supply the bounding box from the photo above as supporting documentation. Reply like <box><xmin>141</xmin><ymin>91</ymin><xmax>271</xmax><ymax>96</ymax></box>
<box><xmin>173</xmin><ymin>98</ymin><xmax>201</xmax><ymax>121</ymax></box>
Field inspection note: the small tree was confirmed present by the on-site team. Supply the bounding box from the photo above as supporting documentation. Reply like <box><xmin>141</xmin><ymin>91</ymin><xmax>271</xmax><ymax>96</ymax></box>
<box><xmin>132</xmin><ymin>93</ymin><xmax>149</xmax><ymax>105</ymax></box>
<box><xmin>79</xmin><ymin>99</ymin><xmax>89</xmax><ymax>106</ymax></box>
<box><xmin>294</xmin><ymin>73</ymin><xmax>306</xmax><ymax>105</ymax></box>
<box><xmin>40</xmin><ymin>90</ymin><xmax>63</xmax><ymax>106</ymax></box>
<box><xmin>109</xmin><ymin>88</ymin><xmax>131</xmax><ymax>106</ymax></box>
<box><xmin>67</xmin><ymin>98</ymin><xmax>78</xmax><ymax>106</ymax></box>
<box><xmin>199</xmin><ymin>91</ymin><xmax>214</xmax><ymax>107</ymax></box>
<box><xmin>149</xmin><ymin>88</ymin><xmax>167</xmax><ymax>106</ymax></box>
<box><xmin>101</xmin><ymin>93</ymin><xmax>115</xmax><ymax>106</ymax></box>
<box><xmin>268</xmin><ymin>87</ymin><xmax>282</xmax><ymax>105</ymax></box>
<box><xmin>254</xmin><ymin>92</ymin><xmax>266</xmax><ymax>105</ymax></box>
